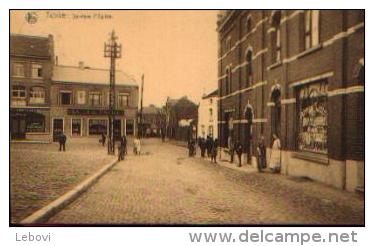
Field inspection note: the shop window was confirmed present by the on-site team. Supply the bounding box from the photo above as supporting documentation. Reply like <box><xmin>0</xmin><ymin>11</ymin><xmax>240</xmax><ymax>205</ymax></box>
<box><xmin>72</xmin><ymin>119</ymin><xmax>82</xmax><ymax>136</ymax></box>
<box><xmin>246</xmin><ymin>50</ymin><xmax>253</xmax><ymax>86</ymax></box>
<box><xmin>31</xmin><ymin>63</ymin><xmax>43</xmax><ymax>78</ymax></box>
<box><xmin>26</xmin><ymin>112</ymin><xmax>45</xmax><ymax>133</ymax></box>
<box><xmin>60</xmin><ymin>91</ymin><xmax>72</xmax><ymax>105</ymax></box>
<box><xmin>29</xmin><ymin>87</ymin><xmax>45</xmax><ymax>104</ymax></box>
<box><xmin>304</xmin><ymin>10</ymin><xmax>320</xmax><ymax>50</ymax></box>
<box><xmin>88</xmin><ymin>119</ymin><xmax>108</xmax><ymax>135</ymax></box>
<box><xmin>126</xmin><ymin>119</ymin><xmax>134</xmax><ymax>135</ymax></box>
<box><xmin>13</xmin><ymin>62</ymin><xmax>25</xmax><ymax>77</ymax></box>
<box><xmin>11</xmin><ymin>85</ymin><xmax>26</xmax><ymax>106</ymax></box>
<box><xmin>77</xmin><ymin>91</ymin><xmax>86</xmax><ymax>105</ymax></box>
<box><xmin>118</xmin><ymin>93</ymin><xmax>129</xmax><ymax>107</ymax></box>
<box><xmin>297</xmin><ymin>81</ymin><xmax>328</xmax><ymax>154</ymax></box>
<box><xmin>89</xmin><ymin>92</ymin><xmax>102</xmax><ymax>106</ymax></box>
<box><xmin>270</xmin><ymin>11</ymin><xmax>281</xmax><ymax>64</ymax></box>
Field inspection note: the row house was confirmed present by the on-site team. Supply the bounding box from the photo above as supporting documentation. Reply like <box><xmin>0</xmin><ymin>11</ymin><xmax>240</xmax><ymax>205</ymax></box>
<box><xmin>10</xmin><ymin>34</ymin><xmax>54</xmax><ymax>141</ymax></box>
<box><xmin>217</xmin><ymin>10</ymin><xmax>364</xmax><ymax>192</ymax></box>
<box><xmin>197</xmin><ymin>89</ymin><xmax>219</xmax><ymax>139</ymax></box>
<box><xmin>50</xmin><ymin>63</ymin><xmax>139</xmax><ymax>141</ymax></box>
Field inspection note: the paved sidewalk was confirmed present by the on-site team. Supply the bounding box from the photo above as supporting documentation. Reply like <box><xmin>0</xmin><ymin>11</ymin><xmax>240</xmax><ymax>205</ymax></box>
<box><xmin>46</xmin><ymin>138</ymin><xmax>364</xmax><ymax>225</ymax></box>
<box><xmin>10</xmin><ymin>138</ymin><xmax>116</xmax><ymax>223</ymax></box>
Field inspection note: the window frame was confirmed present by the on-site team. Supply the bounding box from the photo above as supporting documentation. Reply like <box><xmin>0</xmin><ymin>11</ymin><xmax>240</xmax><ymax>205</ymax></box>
<box><xmin>76</xmin><ymin>90</ymin><xmax>86</xmax><ymax>105</ymax></box>
<box><xmin>13</xmin><ymin>62</ymin><xmax>26</xmax><ymax>77</ymax></box>
<box><xmin>60</xmin><ymin>90</ymin><xmax>72</xmax><ymax>106</ymax></box>
<box><xmin>29</xmin><ymin>86</ymin><xmax>46</xmax><ymax>104</ymax></box>
<box><xmin>89</xmin><ymin>91</ymin><xmax>102</xmax><ymax>106</ymax></box>
<box><xmin>304</xmin><ymin>10</ymin><xmax>320</xmax><ymax>50</ymax></box>
<box><xmin>31</xmin><ymin>63</ymin><xmax>43</xmax><ymax>79</ymax></box>
<box><xmin>118</xmin><ymin>92</ymin><xmax>130</xmax><ymax>108</ymax></box>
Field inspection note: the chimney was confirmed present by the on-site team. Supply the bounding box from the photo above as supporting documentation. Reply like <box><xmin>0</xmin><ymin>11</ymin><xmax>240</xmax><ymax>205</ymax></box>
<box><xmin>55</xmin><ymin>56</ymin><xmax>59</xmax><ymax>65</ymax></box>
<box><xmin>78</xmin><ymin>61</ymin><xmax>84</xmax><ymax>69</ymax></box>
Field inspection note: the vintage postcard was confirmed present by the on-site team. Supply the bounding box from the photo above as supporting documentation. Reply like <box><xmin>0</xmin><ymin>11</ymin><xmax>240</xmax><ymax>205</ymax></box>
<box><xmin>9</xmin><ymin>10</ymin><xmax>364</xmax><ymax>227</ymax></box>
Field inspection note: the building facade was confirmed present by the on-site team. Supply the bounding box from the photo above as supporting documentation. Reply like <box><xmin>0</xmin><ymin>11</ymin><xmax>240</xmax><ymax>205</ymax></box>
<box><xmin>165</xmin><ymin>96</ymin><xmax>198</xmax><ymax>142</ymax></box>
<box><xmin>50</xmin><ymin>64</ymin><xmax>138</xmax><ymax>141</ymax></box>
<box><xmin>217</xmin><ymin>10</ymin><xmax>364</xmax><ymax>191</ymax></box>
<box><xmin>197</xmin><ymin>89</ymin><xmax>218</xmax><ymax>139</ymax></box>
<box><xmin>10</xmin><ymin>34</ymin><xmax>54</xmax><ymax>141</ymax></box>
<box><xmin>139</xmin><ymin>104</ymin><xmax>166</xmax><ymax>137</ymax></box>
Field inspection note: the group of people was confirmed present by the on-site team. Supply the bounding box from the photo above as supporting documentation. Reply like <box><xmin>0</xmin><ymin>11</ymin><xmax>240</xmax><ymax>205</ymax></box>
<box><xmin>189</xmin><ymin>133</ymin><xmax>282</xmax><ymax>173</ymax></box>
<box><xmin>190</xmin><ymin>135</ymin><xmax>219</xmax><ymax>163</ymax></box>
<box><xmin>100</xmin><ymin>133</ymin><xmax>142</xmax><ymax>161</ymax></box>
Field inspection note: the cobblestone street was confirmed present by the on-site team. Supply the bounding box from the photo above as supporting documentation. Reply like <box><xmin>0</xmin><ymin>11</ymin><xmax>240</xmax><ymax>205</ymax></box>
<box><xmin>10</xmin><ymin>138</ymin><xmax>116</xmax><ymax>223</ymax></box>
<box><xmin>46</xmin><ymin>138</ymin><xmax>364</xmax><ymax>225</ymax></box>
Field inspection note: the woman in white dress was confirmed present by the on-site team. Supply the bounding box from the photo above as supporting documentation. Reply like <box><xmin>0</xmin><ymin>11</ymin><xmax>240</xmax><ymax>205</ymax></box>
<box><xmin>269</xmin><ymin>134</ymin><xmax>281</xmax><ymax>173</ymax></box>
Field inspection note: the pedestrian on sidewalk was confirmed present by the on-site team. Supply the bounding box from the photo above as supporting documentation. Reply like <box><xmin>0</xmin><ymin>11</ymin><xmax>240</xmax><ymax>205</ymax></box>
<box><xmin>269</xmin><ymin>134</ymin><xmax>281</xmax><ymax>173</ymax></box>
<box><xmin>256</xmin><ymin>136</ymin><xmax>266</xmax><ymax>172</ymax></box>
<box><xmin>206</xmin><ymin>135</ymin><xmax>213</xmax><ymax>157</ymax></box>
<box><xmin>235</xmin><ymin>141</ymin><xmax>243</xmax><ymax>167</ymax></box>
<box><xmin>101</xmin><ymin>133</ymin><xmax>106</xmax><ymax>146</ymax></box>
<box><xmin>58</xmin><ymin>131</ymin><xmax>66</xmax><ymax>152</ymax></box>
<box><xmin>211</xmin><ymin>138</ymin><xmax>218</xmax><ymax>163</ymax></box>
<box><xmin>134</xmin><ymin>137</ymin><xmax>141</xmax><ymax>155</ymax></box>
<box><xmin>200</xmin><ymin>138</ymin><xmax>206</xmax><ymax>157</ymax></box>
<box><xmin>188</xmin><ymin>138</ymin><xmax>196</xmax><ymax>157</ymax></box>
<box><xmin>228</xmin><ymin>136</ymin><xmax>235</xmax><ymax>163</ymax></box>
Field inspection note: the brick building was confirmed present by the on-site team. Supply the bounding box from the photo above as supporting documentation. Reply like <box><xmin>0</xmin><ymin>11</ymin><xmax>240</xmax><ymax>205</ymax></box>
<box><xmin>50</xmin><ymin>63</ymin><xmax>139</xmax><ymax>141</ymax></box>
<box><xmin>217</xmin><ymin>10</ymin><xmax>364</xmax><ymax>191</ymax></box>
<box><xmin>10</xmin><ymin>34</ymin><xmax>54</xmax><ymax>141</ymax></box>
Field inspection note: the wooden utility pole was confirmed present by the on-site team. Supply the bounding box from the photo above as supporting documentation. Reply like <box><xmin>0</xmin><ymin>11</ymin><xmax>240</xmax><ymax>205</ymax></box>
<box><xmin>104</xmin><ymin>30</ymin><xmax>122</xmax><ymax>155</ymax></box>
<box><xmin>139</xmin><ymin>74</ymin><xmax>144</xmax><ymax>138</ymax></box>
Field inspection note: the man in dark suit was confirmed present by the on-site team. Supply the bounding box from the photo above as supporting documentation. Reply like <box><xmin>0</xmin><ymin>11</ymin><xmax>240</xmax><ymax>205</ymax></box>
<box><xmin>59</xmin><ymin>132</ymin><xmax>67</xmax><ymax>151</ymax></box>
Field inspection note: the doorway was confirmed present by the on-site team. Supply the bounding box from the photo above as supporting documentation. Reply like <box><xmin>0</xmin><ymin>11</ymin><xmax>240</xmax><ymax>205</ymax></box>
<box><xmin>113</xmin><ymin>119</ymin><xmax>122</xmax><ymax>140</ymax></box>
<box><xmin>11</xmin><ymin>115</ymin><xmax>26</xmax><ymax>140</ymax></box>
<box><xmin>53</xmin><ymin>118</ymin><xmax>64</xmax><ymax>142</ymax></box>
<box><xmin>245</xmin><ymin>106</ymin><xmax>253</xmax><ymax>164</ymax></box>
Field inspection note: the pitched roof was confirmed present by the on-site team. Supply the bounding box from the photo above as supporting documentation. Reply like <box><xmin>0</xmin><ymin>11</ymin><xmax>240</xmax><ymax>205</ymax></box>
<box><xmin>52</xmin><ymin>65</ymin><xmax>138</xmax><ymax>87</ymax></box>
<box><xmin>202</xmin><ymin>89</ymin><xmax>218</xmax><ymax>99</ymax></box>
<box><xmin>10</xmin><ymin>34</ymin><xmax>52</xmax><ymax>58</ymax></box>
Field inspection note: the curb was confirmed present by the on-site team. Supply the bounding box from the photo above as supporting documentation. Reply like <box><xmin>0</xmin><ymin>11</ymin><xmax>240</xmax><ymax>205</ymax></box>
<box><xmin>20</xmin><ymin>158</ymin><xmax>118</xmax><ymax>225</ymax></box>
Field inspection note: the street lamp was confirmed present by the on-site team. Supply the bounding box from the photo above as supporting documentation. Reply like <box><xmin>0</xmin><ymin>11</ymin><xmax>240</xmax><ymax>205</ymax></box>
<box><xmin>104</xmin><ymin>30</ymin><xmax>122</xmax><ymax>155</ymax></box>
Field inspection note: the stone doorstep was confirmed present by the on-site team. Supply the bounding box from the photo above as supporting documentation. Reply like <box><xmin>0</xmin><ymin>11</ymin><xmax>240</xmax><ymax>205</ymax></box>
<box><xmin>19</xmin><ymin>158</ymin><xmax>118</xmax><ymax>225</ymax></box>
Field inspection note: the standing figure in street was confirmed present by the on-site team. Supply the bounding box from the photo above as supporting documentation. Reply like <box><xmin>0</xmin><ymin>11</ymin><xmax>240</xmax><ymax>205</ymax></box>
<box><xmin>161</xmin><ymin>128</ymin><xmax>165</xmax><ymax>142</ymax></box>
<box><xmin>134</xmin><ymin>137</ymin><xmax>141</xmax><ymax>155</ymax></box>
<box><xmin>235</xmin><ymin>141</ymin><xmax>243</xmax><ymax>167</ymax></box>
<box><xmin>101</xmin><ymin>133</ymin><xmax>106</xmax><ymax>146</ymax></box>
<box><xmin>122</xmin><ymin>135</ymin><xmax>127</xmax><ymax>155</ymax></box>
<box><xmin>118</xmin><ymin>136</ymin><xmax>126</xmax><ymax>161</ymax></box>
<box><xmin>206</xmin><ymin>135</ymin><xmax>213</xmax><ymax>157</ymax></box>
<box><xmin>200</xmin><ymin>138</ymin><xmax>206</xmax><ymax>158</ymax></box>
<box><xmin>228</xmin><ymin>136</ymin><xmax>235</xmax><ymax>163</ymax></box>
<box><xmin>58</xmin><ymin>132</ymin><xmax>67</xmax><ymax>152</ymax></box>
<box><xmin>211</xmin><ymin>138</ymin><xmax>218</xmax><ymax>163</ymax></box>
<box><xmin>188</xmin><ymin>138</ymin><xmax>196</xmax><ymax>157</ymax></box>
<box><xmin>269</xmin><ymin>134</ymin><xmax>281</xmax><ymax>173</ymax></box>
<box><xmin>256</xmin><ymin>136</ymin><xmax>266</xmax><ymax>172</ymax></box>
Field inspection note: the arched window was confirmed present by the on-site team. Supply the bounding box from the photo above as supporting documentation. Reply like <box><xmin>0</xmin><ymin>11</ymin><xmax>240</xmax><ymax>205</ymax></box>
<box><xmin>29</xmin><ymin>86</ymin><xmax>45</xmax><ymax>104</ymax></box>
<box><xmin>304</xmin><ymin>10</ymin><xmax>320</xmax><ymax>50</ymax></box>
<box><xmin>270</xmin><ymin>10</ymin><xmax>281</xmax><ymax>64</ymax></box>
<box><xmin>246</xmin><ymin>15</ymin><xmax>252</xmax><ymax>33</ymax></box>
<box><xmin>246</xmin><ymin>50</ymin><xmax>253</xmax><ymax>86</ymax></box>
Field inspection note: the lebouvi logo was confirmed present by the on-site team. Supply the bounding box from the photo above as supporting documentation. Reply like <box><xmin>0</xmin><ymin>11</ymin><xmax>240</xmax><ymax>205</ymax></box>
<box><xmin>25</xmin><ymin>12</ymin><xmax>38</xmax><ymax>24</ymax></box>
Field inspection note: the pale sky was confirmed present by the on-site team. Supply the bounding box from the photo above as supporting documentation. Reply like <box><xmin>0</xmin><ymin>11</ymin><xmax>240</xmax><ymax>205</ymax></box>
<box><xmin>10</xmin><ymin>10</ymin><xmax>218</xmax><ymax>107</ymax></box>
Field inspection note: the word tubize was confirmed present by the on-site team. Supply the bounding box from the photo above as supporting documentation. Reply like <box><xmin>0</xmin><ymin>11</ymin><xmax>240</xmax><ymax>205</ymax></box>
<box><xmin>16</xmin><ymin>232</ymin><xmax>51</xmax><ymax>242</ymax></box>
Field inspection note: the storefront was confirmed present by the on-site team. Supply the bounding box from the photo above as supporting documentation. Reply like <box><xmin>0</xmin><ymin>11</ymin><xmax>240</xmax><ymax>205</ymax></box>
<box><xmin>10</xmin><ymin>107</ymin><xmax>50</xmax><ymax>141</ymax></box>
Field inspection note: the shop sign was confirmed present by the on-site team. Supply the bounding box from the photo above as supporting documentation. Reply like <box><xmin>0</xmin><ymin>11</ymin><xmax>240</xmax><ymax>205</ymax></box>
<box><xmin>67</xmin><ymin>108</ymin><xmax>125</xmax><ymax>116</ymax></box>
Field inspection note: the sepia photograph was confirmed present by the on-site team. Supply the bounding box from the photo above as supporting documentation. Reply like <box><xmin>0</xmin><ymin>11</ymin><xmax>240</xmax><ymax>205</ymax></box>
<box><xmin>9</xmin><ymin>9</ymin><xmax>364</xmax><ymax>226</ymax></box>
